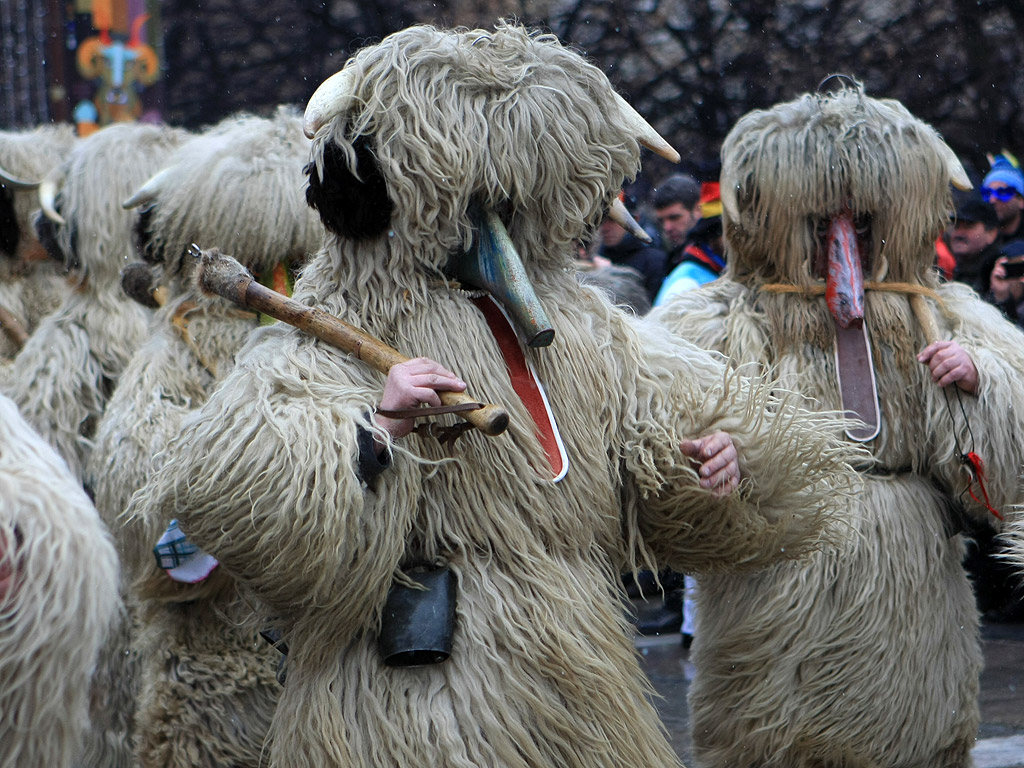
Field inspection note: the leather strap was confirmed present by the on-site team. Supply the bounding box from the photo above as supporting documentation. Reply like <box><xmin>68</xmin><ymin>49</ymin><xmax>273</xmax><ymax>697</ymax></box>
<box><xmin>471</xmin><ymin>295</ymin><xmax>568</xmax><ymax>481</ymax></box>
<box><xmin>375</xmin><ymin>402</ymin><xmax>484</xmax><ymax>420</ymax></box>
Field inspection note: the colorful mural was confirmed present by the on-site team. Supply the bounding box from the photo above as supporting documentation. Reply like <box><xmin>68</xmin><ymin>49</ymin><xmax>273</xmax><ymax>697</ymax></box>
<box><xmin>72</xmin><ymin>0</ymin><xmax>160</xmax><ymax>135</ymax></box>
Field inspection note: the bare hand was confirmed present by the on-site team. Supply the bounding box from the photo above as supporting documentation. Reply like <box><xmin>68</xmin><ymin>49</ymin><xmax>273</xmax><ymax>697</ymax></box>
<box><xmin>374</xmin><ymin>357</ymin><xmax>466</xmax><ymax>440</ymax></box>
<box><xmin>917</xmin><ymin>340</ymin><xmax>978</xmax><ymax>394</ymax></box>
<box><xmin>680</xmin><ymin>430</ymin><xmax>740</xmax><ymax>497</ymax></box>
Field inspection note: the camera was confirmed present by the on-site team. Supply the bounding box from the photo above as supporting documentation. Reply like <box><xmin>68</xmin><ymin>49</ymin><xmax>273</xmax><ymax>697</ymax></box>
<box><xmin>1003</xmin><ymin>257</ymin><xmax>1024</xmax><ymax>279</ymax></box>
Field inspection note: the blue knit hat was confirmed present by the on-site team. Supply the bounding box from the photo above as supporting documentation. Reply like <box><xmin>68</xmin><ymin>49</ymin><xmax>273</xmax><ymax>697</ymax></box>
<box><xmin>983</xmin><ymin>154</ymin><xmax>1024</xmax><ymax>196</ymax></box>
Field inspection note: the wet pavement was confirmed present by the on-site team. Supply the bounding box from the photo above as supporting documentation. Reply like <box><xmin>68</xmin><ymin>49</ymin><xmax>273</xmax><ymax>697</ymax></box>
<box><xmin>632</xmin><ymin>600</ymin><xmax>1024</xmax><ymax>767</ymax></box>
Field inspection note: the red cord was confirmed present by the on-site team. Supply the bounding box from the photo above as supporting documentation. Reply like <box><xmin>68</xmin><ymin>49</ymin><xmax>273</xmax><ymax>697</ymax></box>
<box><xmin>964</xmin><ymin>451</ymin><xmax>1003</xmax><ymax>520</ymax></box>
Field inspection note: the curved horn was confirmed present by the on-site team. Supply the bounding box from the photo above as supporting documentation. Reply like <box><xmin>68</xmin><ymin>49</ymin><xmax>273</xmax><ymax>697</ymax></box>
<box><xmin>0</xmin><ymin>166</ymin><xmax>40</xmax><ymax>191</ymax></box>
<box><xmin>719</xmin><ymin>170</ymin><xmax>740</xmax><ymax>224</ymax></box>
<box><xmin>123</xmin><ymin>167</ymin><xmax>173</xmax><ymax>209</ymax></box>
<box><xmin>611</xmin><ymin>92</ymin><xmax>680</xmax><ymax>164</ymax></box>
<box><xmin>938</xmin><ymin>143</ymin><xmax>972</xmax><ymax>191</ymax></box>
<box><xmin>304</xmin><ymin>67</ymin><xmax>357</xmax><ymax>139</ymax></box>
<box><xmin>39</xmin><ymin>178</ymin><xmax>66</xmax><ymax>225</ymax></box>
<box><xmin>607</xmin><ymin>197</ymin><xmax>652</xmax><ymax>244</ymax></box>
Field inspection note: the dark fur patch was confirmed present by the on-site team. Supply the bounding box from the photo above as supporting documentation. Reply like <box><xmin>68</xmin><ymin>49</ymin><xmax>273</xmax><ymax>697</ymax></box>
<box><xmin>0</xmin><ymin>186</ymin><xmax>18</xmax><ymax>258</ymax></box>
<box><xmin>305</xmin><ymin>137</ymin><xmax>393</xmax><ymax>239</ymax></box>
<box><xmin>32</xmin><ymin>210</ymin><xmax>79</xmax><ymax>271</ymax></box>
<box><xmin>132</xmin><ymin>205</ymin><xmax>164</xmax><ymax>264</ymax></box>
<box><xmin>120</xmin><ymin>261</ymin><xmax>161</xmax><ymax>308</ymax></box>
<box><xmin>33</xmin><ymin>210</ymin><xmax>63</xmax><ymax>263</ymax></box>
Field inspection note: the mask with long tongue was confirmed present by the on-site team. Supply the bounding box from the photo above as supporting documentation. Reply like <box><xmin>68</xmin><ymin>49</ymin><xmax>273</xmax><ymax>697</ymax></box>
<box><xmin>824</xmin><ymin>209</ymin><xmax>880</xmax><ymax>441</ymax></box>
<box><xmin>825</xmin><ymin>210</ymin><xmax>865</xmax><ymax>329</ymax></box>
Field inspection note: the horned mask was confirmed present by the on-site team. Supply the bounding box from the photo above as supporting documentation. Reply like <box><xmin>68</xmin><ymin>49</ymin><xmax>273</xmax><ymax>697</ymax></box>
<box><xmin>301</xmin><ymin>23</ymin><xmax>676</xmax><ymax>345</ymax></box>
<box><xmin>720</xmin><ymin>82</ymin><xmax>969</xmax><ymax>304</ymax></box>
<box><xmin>718</xmin><ymin>82</ymin><xmax>970</xmax><ymax>441</ymax></box>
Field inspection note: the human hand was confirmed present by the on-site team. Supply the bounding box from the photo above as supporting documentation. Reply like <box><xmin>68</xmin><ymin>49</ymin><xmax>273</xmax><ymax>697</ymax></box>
<box><xmin>917</xmin><ymin>340</ymin><xmax>978</xmax><ymax>394</ymax></box>
<box><xmin>375</xmin><ymin>357</ymin><xmax>467</xmax><ymax>440</ymax></box>
<box><xmin>988</xmin><ymin>257</ymin><xmax>1024</xmax><ymax>303</ymax></box>
<box><xmin>680</xmin><ymin>430</ymin><xmax>740</xmax><ymax>497</ymax></box>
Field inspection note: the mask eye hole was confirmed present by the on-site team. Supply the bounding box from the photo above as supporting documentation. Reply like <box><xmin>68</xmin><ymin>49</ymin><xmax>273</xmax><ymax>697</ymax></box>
<box><xmin>811</xmin><ymin>217</ymin><xmax>829</xmax><ymax>278</ymax></box>
<box><xmin>854</xmin><ymin>213</ymin><xmax>871</xmax><ymax>235</ymax></box>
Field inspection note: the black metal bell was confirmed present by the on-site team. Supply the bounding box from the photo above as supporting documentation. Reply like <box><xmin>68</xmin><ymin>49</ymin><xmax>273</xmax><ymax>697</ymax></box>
<box><xmin>379</xmin><ymin>565</ymin><xmax>457</xmax><ymax>668</ymax></box>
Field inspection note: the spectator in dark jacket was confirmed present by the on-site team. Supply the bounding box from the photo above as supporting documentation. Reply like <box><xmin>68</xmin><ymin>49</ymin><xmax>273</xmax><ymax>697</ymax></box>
<box><xmin>949</xmin><ymin>195</ymin><xmax>1002</xmax><ymax>295</ymax></box>
<box><xmin>595</xmin><ymin>214</ymin><xmax>667</xmax><ymax>303</ymax></box>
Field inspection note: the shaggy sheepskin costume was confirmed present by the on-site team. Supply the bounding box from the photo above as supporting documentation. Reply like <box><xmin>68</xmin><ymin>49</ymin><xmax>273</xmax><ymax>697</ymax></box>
<box><xmin>0</xmin><ymin>122</ymin><xmax>187</xmax><ymax>768</ymax></box>
<box><xmin>0</xmin><ymin>125</ymin><xmax>77</xmax><ymax>367</ymax></box>
<box><xmin>87</xmin><ymin>108</ymin><xmax>322</xmax><ymax>768</ymax></box>
<box><xmin>650</xmin><ymin>86</ymin><xmax>1024</xmax><ymax>767</ymax></box>
<box><xmin>0</xmin><ymin>121</ymin><xmax>187</xmax><ymax>482</ymax></box>
<box><xmin>131</xmin><ymin>24</ymin><xmax>862</xmax><ymax>768</ymax></box>
<box><xmin>0</xmin><ymin>393</ymin><xmax>119</xmax><ymax>768</ymax></box>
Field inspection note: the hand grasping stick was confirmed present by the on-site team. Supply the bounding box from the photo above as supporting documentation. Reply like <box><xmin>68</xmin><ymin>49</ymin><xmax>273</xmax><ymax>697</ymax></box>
<box><xmin>192</xmin><ymin>245</ymin><xmax>509</xmax><ymax>438</ymax></box>
<box><xmin>910</xmin><ymin>294</ymin><xmax>978</xmax><ymax>394</ymax></box>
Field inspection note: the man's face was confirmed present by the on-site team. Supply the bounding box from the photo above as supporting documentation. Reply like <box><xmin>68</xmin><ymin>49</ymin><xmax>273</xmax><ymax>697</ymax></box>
<box><xmin>949</xmin><ymin>220</ymin><xmax>998</xmax><ymax>260</ymax></box>
<box><xmin>655</xmin><ymin>202</ymin><xmax>700</xmax><ymax>247</ymax></box>
<box><xmin>983</xmin><ymin>181</ymin><xmax>1024</xmax><ymax>227</ymax></box>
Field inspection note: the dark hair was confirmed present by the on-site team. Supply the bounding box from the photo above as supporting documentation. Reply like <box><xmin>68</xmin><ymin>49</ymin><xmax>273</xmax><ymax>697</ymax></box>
<box><xmin>652</xmin><ymin>173</ymin><xmax>701</xmax><ymax>210</ymax></box>
<box><xmin>954</xmin><ymin>196</ymin><xmax>999</xmax><ymax>230</ymax></box>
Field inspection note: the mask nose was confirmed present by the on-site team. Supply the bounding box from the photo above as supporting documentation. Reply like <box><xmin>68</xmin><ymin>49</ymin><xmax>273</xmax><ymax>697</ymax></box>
<box><xmin>825</xmin><ymin>210</ymin><xmax>865</xmax><ymax>329</ymax></box>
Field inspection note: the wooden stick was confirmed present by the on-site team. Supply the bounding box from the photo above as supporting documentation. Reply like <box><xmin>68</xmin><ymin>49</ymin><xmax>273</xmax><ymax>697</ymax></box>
<box><xmin>909</xmin><ymin>293</ymin><xmax>940</xmax><ymax>345</ymax></box>
<box><xmin>0</xmin><ymin>303</ymin><xmax>29</xmax><ymax>349</ymax></box>
<box><xmin>194</xmin><ymin>247</ymin><xmax>509</xmax><ymax>437</ymax></box>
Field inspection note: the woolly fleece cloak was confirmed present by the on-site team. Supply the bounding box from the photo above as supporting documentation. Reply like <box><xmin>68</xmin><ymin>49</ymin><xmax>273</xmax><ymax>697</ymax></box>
<box><xmin>651</xmin><ymin>87</ymin><xmax>1024</xmax><ymax>768</ymax></box>
<box><xmin>0</xmin><ymin>393</ymin><xmax>119</xmax><ymax>768</ymax></box>
<box><xmin>88</xmin><ymin>109</ymin><xmax>321</xmax><ymax>768</ymax></box>
<box><xmin>1</xmin><ymin>122</ymin><xmax>187</xmax><ymax>481</ymax></box>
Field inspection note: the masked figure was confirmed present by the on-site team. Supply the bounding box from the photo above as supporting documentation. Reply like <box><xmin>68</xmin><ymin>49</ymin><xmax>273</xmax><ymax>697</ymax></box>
<box><xmin>132</xmin><ymin>25</ymin><xmax>862</xmax><ymax>768</ymax></box>
<box><xmin>652</xmin><ymin>83</ymin><xmax>1024</xmax><ymax>768</ymax></box>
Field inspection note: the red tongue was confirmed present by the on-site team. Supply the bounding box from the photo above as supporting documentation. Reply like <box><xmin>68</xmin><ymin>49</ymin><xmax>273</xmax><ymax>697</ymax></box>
<box><xmin>825</xmin><ymin>211</ymin><xmax>865</xmax><ymax>329</ymax></box>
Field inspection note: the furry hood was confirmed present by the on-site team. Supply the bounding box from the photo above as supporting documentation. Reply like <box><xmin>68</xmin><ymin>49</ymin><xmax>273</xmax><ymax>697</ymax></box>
<box><xmin>38</xmin><ymin>122</ymin><xmax>187</xmax><ymax>283</ymax></box>
<box><xmin>720</xmin><ymin>85</ymin><xmax>968</xmax><ymax>288</ymax></box>
<box><xmin>303</xmin><ymin>22</ymin><xmax>650</xmax><ymax>281</ymax></box>
<box><xmin>127</xmin><ymin>107</ymin><xmax>321</xmax><ymax>284</ymax></box>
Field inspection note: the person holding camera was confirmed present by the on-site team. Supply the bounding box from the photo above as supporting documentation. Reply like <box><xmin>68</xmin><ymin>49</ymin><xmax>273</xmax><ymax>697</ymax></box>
<box><xmin>987</xmin><ymin>240</ymin><xmax>1024</xmax><ymax>329</ymax></box>
<box><xmin>947</xmin><ymin>192</ymin><xmax>1024</xmax><ymax>326</ymax></box>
